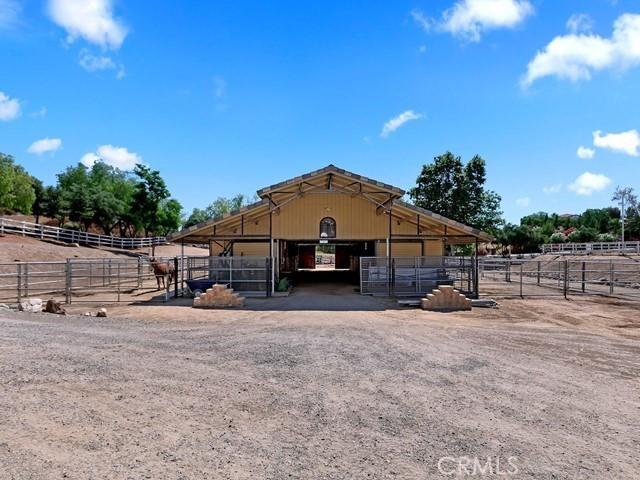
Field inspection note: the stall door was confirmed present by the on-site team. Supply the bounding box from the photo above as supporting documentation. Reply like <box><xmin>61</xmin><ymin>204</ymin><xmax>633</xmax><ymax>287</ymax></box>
<box><xmin>298</xmin><ymin>245</ymin><xmax>316</xmax><ymax>269</ymax></box>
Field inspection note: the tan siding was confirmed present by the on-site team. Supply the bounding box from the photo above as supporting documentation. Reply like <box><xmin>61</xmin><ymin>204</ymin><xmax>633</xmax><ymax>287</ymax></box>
<box><xmin>234</xmin><ymin>242</ymin><xmax>269</xmax><ymax>256</ymax></box>
<box><xmin>423</xmin><ymin>239</ymin><xmax>444</xmax><ymax>256</ymax></box>
<box><xmin>392</xmin><ymin>242</ymin><xmax>422</xmax><ymax>257</ymax></box>
<box><xmin>272</xmin><ymin>193</ymin><xmax>389</xmax><ymax>239</ymax></box>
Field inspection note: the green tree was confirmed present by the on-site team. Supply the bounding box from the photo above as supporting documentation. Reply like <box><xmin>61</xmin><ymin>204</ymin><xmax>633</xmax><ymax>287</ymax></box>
<box><xmin>0</xmin><ymin>153</ymin><xmax>36</xmax><ymax>213</ymax></box>
<box><xmin>156</xmin><ymin>198</ymin><xmax>183</xmax><ymax>235</ymax></box>
<box><xmin>184</xmin><ymin>194</ymin><xmax>256</xmax><ymax>228</ymax></box>
<box><xmin>57</xmin><ymin>164</ymin><xmax>94</xmax><ymax>230</ymax></box>
<box><xmin>409</xmin><ymin>152</ymin><xmax>503</xmax><ymax>234</ymax></box>
<box><xmin>87</xmin><ymin>162</ymin><xmax>135</xmax><ymax>235</ymax></box>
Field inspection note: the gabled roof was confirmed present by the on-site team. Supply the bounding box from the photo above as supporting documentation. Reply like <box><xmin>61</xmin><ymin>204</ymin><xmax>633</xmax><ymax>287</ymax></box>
<box><xmin>167</xmin><ymin>164</ymin><xmax>493</xmax><ymax>243</ymax></box>
<box><xmin>256</xmin><ymin>164</ymin><xmax>406</xmax><ymax>198</ymax></box>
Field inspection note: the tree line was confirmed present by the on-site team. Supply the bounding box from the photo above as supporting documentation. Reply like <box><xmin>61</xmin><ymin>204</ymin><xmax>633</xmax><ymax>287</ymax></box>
<box><xmin>0</xmin><ymin>152</ymin><xmax>182</xmax><ymax>237</ymax></box>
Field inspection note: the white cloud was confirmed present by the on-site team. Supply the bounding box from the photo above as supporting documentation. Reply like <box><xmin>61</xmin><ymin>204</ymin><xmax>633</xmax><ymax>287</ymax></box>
<box><xmin>411</xmin><ymin>9</ymin><xmax>434</xmax><ymax>31</ymax></box>
<box><xmin>522</xmin><ymin>13</ymin><xmax>640</xmax><ymax>87</ymax></box>
<box><xmin>543</xmin><ymin>184</ymin><xmax>562</xmax><ymax>194</ymax></box>
<box><xmin>380</xmin><ymin>110</ymin><xmax>423</xmax><ymax>138</ymax></box>
<box><xmin>79</xmin><ymin>49</ymin><xmax>115</xmax><ymax>71</ymax></box>
<box><xmin>31</xmin><ymin>107</ymin><xmax>47</xmax><ymax>118</ymax></box>
<box><xmin>0</xmin><ymin>0</ymin><xmax>20</xmax><ymax>29</ymax></box>
<box><xmin>78</xmin><ymin>49</ymin><xmax>125</xmax><ymax>79</ymax></box>
<box><xmin>576</xmin><ymin>146</ymin><xmax>595</xmax><ymax>159</ymax></box>
<box><xmin>0</xmin><ymin>91</ymin><xmax>20</xmax><ymax>121</ymax></box>
<box><xmin>413</xmin><ymin>0</ymin><xmax>533</xmax><ymax>42</ymax></box>
<box><xmin>47</xmin><ymin>0</ymin><xmax>127</xmax><ymax>49</ymax></box>
<box><xmin>593</xmin><ymin>129</ymin><xmax>640</xmax><ymax>157</ymax></box>
<box><xmin>80</xmin><ymin>152</ymin><xmax>100</xmax><ymax>167</ymax></box>
<box><xmin>516</xmin><ymin>197</ymin><xmax>530</xmax><ymax>207</ymax></box>
<box><xmin>27</xmin><ymin>137</ymin><xmax>62</xmax><ymax>155</ymax></box>
<box><xmin>568</xmin><ymin>172</ymin><xmax>612</xmax><ymax>196</ymax></box>
<box><xmin>567</xmin><ymin>13</ymin><xmax>593</xmax><ymax>34</ymax></box>
<box><xmin>80</xmin><ymin>145</ymin><xmax>141</xmax><ymax>170</ymax></box>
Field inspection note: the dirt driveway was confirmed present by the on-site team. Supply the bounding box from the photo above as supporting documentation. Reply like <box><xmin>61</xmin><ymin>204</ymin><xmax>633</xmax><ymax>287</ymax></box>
<box><xmin>1</xmin><ymin>295</ymin><xmax>639</xmax><ymax>479</ymax></box>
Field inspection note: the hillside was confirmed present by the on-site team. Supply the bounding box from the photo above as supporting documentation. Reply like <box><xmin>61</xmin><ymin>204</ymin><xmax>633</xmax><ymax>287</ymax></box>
<box><xmin>0</xmin><ymin>233</ymin><xmax>208</xmax><ymax>264</ymax></box>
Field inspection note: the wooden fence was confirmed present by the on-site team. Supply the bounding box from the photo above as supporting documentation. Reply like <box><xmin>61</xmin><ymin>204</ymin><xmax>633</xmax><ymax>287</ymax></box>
<box><xmin>541</xmin><ymin>241</ymin><xmax>640</xmax><ymax>255</ymax></box>
<box><xmin>0</xmin><ymin>217</ymin><xmax>166</xmax><ymax>250</ymax></box>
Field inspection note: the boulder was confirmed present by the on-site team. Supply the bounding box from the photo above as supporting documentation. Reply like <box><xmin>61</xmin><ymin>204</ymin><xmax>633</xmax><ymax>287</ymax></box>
<box><xmin>45</xmin><ymin>299</ymin><xmax>66</xmax><ymax>315</ymax></box>
<box><xmin>96</xmin><ymin>308</ymin><xmax>107</xmax><ymax>318</ymax></box>
<box><xmin>18</xmin><ymin>298</ymin><xmax>43</xmax><ymax>313</ymax></box>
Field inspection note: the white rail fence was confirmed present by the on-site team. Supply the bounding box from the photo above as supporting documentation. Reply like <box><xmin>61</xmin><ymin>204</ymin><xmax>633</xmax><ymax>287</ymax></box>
<box><xmin>541</xmin><ymin>241</ymin><xmax>640</xmax><ymax>255</ymax></box>
<box><xmin>0</xmin><ymin>217</ymin><xmax>166</xmax><ymax>250</ymax></box>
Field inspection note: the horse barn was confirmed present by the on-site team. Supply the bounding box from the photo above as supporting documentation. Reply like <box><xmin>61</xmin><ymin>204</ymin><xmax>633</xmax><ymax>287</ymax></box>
<box><xmin>168</xmin><ymin>165</ymin><xmax>491</xmax><ymax>297</ymax></box>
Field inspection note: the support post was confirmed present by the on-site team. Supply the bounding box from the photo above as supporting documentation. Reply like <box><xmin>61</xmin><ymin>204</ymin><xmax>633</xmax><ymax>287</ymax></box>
<box><xmin>474</xmin><ymin>238</ymin><xmax>479</xmax><ymax>298</ymax></box>
<box><xmin>268</xmin><ymin>211</ymin><xmax>273</xmax><ymax>297</ymax></box>
<box><xmin>388</xmin><ymin>206</ymin><xmax>392</xmax><ymax>296</ymax></box>
<box><xmin>174</xmin><ymin>256</ymin><xmax>179</xmax><ymax>299</ymax></box>
<box><xmin>180</xmin><ymin>240</ymin><xmax>185</xmax><ymax>296</ymax></box>
<box><xmin>563</xmin><ymin>260</ymin><xmax>568</xmax><ymax>299</ymax></box>
<box><xmin>537</xmin><ymin>261</ymin><xmax>541</xmax><ymax>286</ymax></box>
<box><xmin>581</xmin><ymin>261</ymin><xmax>586</xmax><ymax>293</ymax></box>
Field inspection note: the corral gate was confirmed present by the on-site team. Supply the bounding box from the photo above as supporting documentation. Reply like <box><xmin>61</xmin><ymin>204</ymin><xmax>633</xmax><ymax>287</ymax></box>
<box><xmin>360</xmin><ymin>256</ymin><xmax>477</xmax><ymax>297</ymax></box>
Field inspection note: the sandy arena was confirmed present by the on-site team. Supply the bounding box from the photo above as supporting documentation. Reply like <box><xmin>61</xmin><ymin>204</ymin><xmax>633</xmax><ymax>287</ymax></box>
<box><xmin>1</xmin><ymin>286</ymin><xmax>639</xmax><ymax>479</ymax></box>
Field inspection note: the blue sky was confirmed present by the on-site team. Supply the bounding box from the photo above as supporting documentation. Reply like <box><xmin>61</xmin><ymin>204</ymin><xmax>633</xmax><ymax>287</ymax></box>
<box><xmin>1</xmin><ymin>0</ymin><xmax>639</xmax><ymax>223</ymax></box>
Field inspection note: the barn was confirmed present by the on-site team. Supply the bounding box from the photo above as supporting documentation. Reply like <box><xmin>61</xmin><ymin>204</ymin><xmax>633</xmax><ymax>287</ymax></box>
<box><xmin>168</xmin><ymin>165</ymin><xmax>491</xmax><ymax>296</ymax></box>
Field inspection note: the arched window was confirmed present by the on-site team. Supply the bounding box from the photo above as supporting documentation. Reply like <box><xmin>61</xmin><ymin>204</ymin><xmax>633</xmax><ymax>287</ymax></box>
<box><xmin>319</xmin><ymin>217</ymin><xmax>336</xmax><ymax>238</ymax></box>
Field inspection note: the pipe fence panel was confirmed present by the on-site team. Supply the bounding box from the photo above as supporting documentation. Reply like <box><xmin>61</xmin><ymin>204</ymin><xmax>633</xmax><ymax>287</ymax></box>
<box><xmin>479</xmin><ymin>258</ymin><xmax>640</xmax><ymax>299</ymax></box>
<box><xmin>360</xmin><ymin>256</ymin><xmax>476</xmax><ymax>297</ymax></box>
<box><xmin>182</xmin><ymin>256</ymin><xmax>270</xmax><ymax>296</ymax></box>
<box><xmin>0</xmin><ymin>217</ymin><xmax>166</xmax><ymax>249</ymax></box>
<box><xmin>0</xmin><ymin>257</ymin><xmax>175</xmax><ymax>304</ymax></box>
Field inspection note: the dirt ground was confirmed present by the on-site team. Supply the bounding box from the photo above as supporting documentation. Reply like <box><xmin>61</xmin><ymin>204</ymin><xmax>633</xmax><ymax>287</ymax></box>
<box><xmin>0</xmin><ymin>234</ymin><xmax>207</xmax><ymax>263</ymax></box>
<box><xmin>1</xmin><ymin>286</ymin><xmax>639</xmax><ymax>479</ymax></box>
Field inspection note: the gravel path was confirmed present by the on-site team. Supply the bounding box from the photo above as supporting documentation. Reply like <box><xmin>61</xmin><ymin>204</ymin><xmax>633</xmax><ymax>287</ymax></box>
<box><xmin>0</xmin><ymin>307</ymin><xmax>639</xmax><ymax>479</ymax></box>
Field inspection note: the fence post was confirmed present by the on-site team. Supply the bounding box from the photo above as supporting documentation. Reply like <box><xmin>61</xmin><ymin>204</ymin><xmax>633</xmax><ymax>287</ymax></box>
<box><xmin>117</xmin><ymin>262</ymin><xmax>121</xmax><ymax>302</ymax></box>
<box><xmin>581</xmin><ymin>261</ymin><xmax>586</xmax><ymax>293</ymax></box>
<box><xmin>65</xmin><ymin>259</ymin><xmax>71</xmax><ymax>304</ymax></box>
<box><xmin>24</xmin><ymin>262</ymin><xmax>29</xmax><ymax>298</ymax></box>
<box><xmin>537</xmin><ymin>261</ymin><xmax>541</xmax><ymax>286</ymax></box>
<box><xmin>610</xmin><ymin>260</ymin><xmax>614</xmax><ymax>295</ymax></box>
<box><xmin>137</xmin><ymin>257</ymin><xmax>143</xmax><ymax>288</ymax></box>
<box><xmin>506</xmin><ymin>260</ymin><xmax>511</xmax><ymax>283</ymax></box>
<box><xmin>17</xmin><ymin>264</ymin><xmax>22</xmax><ymax>304</ymax></box>
<box><xmin>563</xmin><ymin>260</ymin><xmax>568</xmax><ymax>299</ymax></box>
<box><xmin>265</xmin><ymin>257</ymin><xmax>270</xmax><ymax>297</ymax></box>
<box><xmin>0</xmin><ymin>217</ymin><xmax>4</xmax><ymax>234</ymax></box>
<box><xmin>520</xmin><ymin>263</ymin><xmax>523</xmax><ymax>298</ymax></box>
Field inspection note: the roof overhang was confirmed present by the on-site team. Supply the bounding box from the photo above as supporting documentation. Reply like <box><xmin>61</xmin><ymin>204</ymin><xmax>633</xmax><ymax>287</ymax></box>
<box><xmin>167</xmin><ymin>165</ymin><xmax>493</xmax><ymax>244</ymax></box>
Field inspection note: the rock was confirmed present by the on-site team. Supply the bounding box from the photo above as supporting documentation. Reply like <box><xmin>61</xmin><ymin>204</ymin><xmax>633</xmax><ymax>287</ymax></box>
<box><xmin>193</xmin><ymin>284</ymin><xmax>245</xmax><ymax>309</ymax></box>
<box><xmin>420</xmin><ymin>285</ymin><xmax>472</xmax><ymax>312</ymax></box>
<box><xmin>18</xmin><ymin>298</ymin><xmax>43</xmax><ymax>313</ymax></box>
<box><xmin>84</xmin><ymin>312</ymin><xmax>92</xmax><ymax>316</ymax></box>
<box><xmin>96</xmin><ymin>308</ymin><xmax>107</xmax><ymax>317</ymax></box>
<box><xmin>45</xmin><ymin>299</ymin><xmax>66</xmax><ymax>315</ymax></box>
<box><xmin>0</xmin><ymin>303</ymin><xmax>12</xmax><ymax>311</ymax></box>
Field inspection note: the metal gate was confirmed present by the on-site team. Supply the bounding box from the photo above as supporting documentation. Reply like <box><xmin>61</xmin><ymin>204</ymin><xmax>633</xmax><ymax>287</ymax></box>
<box><xmin>360</xmin><ymin>256</ymin><xmax>476</xmax><ymax>297</ymax></box>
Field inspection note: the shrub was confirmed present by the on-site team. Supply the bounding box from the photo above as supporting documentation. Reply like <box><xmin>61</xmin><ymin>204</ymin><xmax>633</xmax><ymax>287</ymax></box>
<box><xmin>549</xmin><ymin>232</ymin><xmax>566</xmax><ymax>244</ymax></box>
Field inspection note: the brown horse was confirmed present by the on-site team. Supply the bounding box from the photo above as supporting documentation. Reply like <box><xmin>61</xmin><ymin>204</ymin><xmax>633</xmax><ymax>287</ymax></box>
<box><xmin>150</xmin><ymin>258</ymin><xmax>176</xmax><ymax>290</ymax></box>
